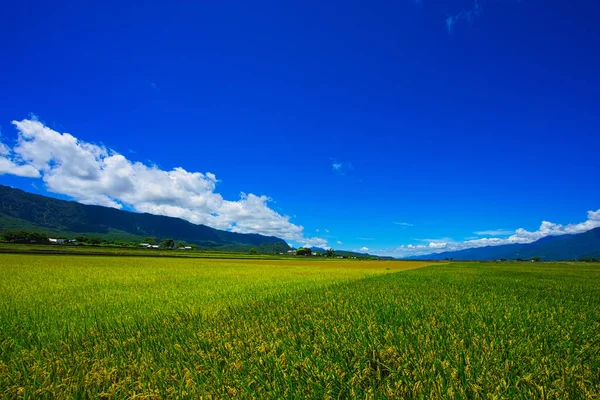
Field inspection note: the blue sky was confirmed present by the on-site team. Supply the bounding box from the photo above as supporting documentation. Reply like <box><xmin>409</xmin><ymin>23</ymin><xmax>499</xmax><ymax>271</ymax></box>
<box><xmin>1</xmin><ymin>0</ymin><xmax>599</xmax><ymax>256</ymax></box>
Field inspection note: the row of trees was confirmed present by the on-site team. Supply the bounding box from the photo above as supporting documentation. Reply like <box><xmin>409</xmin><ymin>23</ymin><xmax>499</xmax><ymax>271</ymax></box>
<box><xmin>1</xmin><ymin>231</ymin><xmax>50</xmax><ymax>243</ymax></box>
<box><xmin>0</xmin><ymin>231</ymin><xmax>197</xmax><ymax>250</ymax></box>
<box><xmin>295</xmin><ymin>248</ymin><xmax>337</xmax><ymax>257</ymax></box>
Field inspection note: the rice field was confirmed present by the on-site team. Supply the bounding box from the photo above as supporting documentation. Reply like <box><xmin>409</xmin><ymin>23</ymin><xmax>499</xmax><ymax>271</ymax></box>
<box><xmin>0</xmin><ymin>255</ymin><xmax>598</xmax><ymax>398</ymax></box>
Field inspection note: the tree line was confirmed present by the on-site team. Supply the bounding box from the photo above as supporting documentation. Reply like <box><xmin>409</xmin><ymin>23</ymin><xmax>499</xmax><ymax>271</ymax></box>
<box><xmin>1</xmin><ymin>231</ymin><xmax>51</xmax><ymax>244</ymax></box>
<box><xmin>0</xmin><ymin>231</ymin><xmax>196</xmax><ymax>249</ymax></box>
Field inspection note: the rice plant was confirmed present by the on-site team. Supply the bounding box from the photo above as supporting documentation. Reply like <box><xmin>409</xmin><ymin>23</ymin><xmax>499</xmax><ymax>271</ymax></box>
<box><xmin>0</xmin><ymin>255</ymin><xmax>598</xmax><ymax>398</ymax></box>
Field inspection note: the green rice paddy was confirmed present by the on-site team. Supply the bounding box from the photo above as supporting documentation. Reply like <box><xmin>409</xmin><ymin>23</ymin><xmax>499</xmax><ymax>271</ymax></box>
<box><xmin>0</xmin><ymin>255</ymin><xmax>598</xmax><ymax>398</ymax></box>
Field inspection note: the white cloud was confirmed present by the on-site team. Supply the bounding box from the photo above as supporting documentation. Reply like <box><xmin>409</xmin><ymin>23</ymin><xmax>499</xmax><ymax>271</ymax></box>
<box><xmin>315</xmin><ymin>229</ymin><xmax>319</xmax><ymax>232</ymax></box>
<box><xmin>383</xmin><ymin>209</ymin><xmax>600</xmax><ymax>257</ymax></box>
<box><xmin>2</xmin><ymin>118</ymin><xmax>310</xmax><ymax>240</ymax></box>
<box><xmin>325</xmin><ymin>229</ymin><xmax>329</xmax><ymax>233</ymax></box>
<box><xmin>474</xmin><ymin>229</ymin><xmax>513</xmax><ymax>236</ymax></box>
<box><xmin>0</xmin><ymin>137</ymin><xmax>41</xmax><ymax>178</ymax></box>
<box><xmin>464</xmin><ymin>212</ymin><xmax>600</xmax><ymax>247</ymax></box>
<box><xmin>303</xmin><ymin>237</ymin><xmax>328</xmax><ymax>249</ymax></box>
<box><xmin>336</xmin><ymin>240</ymin><xmax>342</xmax><ymax>244</ymax></box>
<box><xmin>394</xmin><ymin>222</ymin><xmax>413</xmax><ymax>227</ymax></box>
<box><xmin>360</xmin><ymin>247</ymin><xmax>369</xmax><ymax>252</ymax></box>
<box><xmin>0</xmin><ymin>157</ymin><xmax>41</xmax><ymax>178</ymax></box>
<box><xmin>331</xmin><ymin>159</ymin><xmax>352</xmax><ymax>175</ymax></box>
<box><xmin>429</xmin><ymin>242</ymin><xmax>447</xmax><ymax>249</ymax></box>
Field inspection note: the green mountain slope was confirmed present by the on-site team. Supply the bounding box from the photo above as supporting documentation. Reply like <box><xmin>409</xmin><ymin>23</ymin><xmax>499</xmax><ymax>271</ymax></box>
<box><xmin>0</xmin><ymin>185</ymin><xmax>290</xmax><ymax>252</ymax></box>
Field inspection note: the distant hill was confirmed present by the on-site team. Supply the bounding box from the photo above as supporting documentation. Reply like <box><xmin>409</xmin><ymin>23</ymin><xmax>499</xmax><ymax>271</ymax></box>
<box><xmin>0</xmin><ymin>185</ymin><xmax>290</xmax><ymax>253</ymax></box>
<box><xmin>409</xmin><ymin>228</ymin><xmax>600</xmax><ymax>261</ymax></box>
<box><xmin>309</xmin><ymin>247</ymin><xmax>327</xmax><ymax>252</ymax></box>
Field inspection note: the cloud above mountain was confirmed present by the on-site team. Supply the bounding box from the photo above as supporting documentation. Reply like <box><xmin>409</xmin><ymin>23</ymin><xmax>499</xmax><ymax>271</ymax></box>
<box><xmin>0</xmin><ymin>118</ymin><xmax>327</xmax><ymax>246</ymax></box>
<box><xmin>383</xmin><ymin>209</ymin><xmax>600</xmax><ymax>257</ymax></box>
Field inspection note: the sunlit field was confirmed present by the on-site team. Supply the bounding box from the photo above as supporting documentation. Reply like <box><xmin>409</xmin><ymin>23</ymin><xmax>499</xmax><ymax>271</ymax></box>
<box><xmin>1</xmin><ymin>255</ymin><xmax>598</xmax><ymax>398</ymax></box>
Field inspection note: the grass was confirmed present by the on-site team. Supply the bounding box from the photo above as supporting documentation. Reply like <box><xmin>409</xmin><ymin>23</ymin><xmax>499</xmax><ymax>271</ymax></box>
<box><xmin>0</xmin><ymin>256</ymin><xmax>598</xmax><ymax>398</ymax></box>
<box><xmin>0</xmin><ymin>242</ymin><xmax>380</xmax><ymax>260</ymax></box>
<box><xmin>0</xmin><ymin>242</ymin><xmax>282</xmax><ymax>259</ymax></box>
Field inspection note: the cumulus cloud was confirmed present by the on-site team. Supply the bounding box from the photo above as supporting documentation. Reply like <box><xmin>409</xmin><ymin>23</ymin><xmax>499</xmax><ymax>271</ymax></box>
<box><xmin>465</xmin><ymin>212</ymin><xmax>600</xmax><ymax>246</ymax></box>
<box><xmin>1</xmin><ymin>118</ymin><xmax>309</xmax><ymax>240</ymax></box>
<box><xmin>0</xmin><ymin>158</ymin><xmax>42</xmax><ymax>178</ymax></box>
<box><xmin>360</xmin><ymin>247</ymin><xmax>369</xmax><ymax>252</ymax></box>
<box><xmin>0</xmin><ymin>136</ymin><xmax>41</xmax><ymax>178</ymax></box>
<box><xmin>337</xmin><ymin>240</ymin><xmax>342</xmax><ymax>244</ymax></box>
<box><xmin>383</xmin><ymin>209</ymin><xmax>600</xmax><ymax>257</ymax></box>
<box><xmin>429</xmin><ymin>242</ymin><xmax>447</xmax><ymax>249</ymax></box>
<box><xmin>303</xmin><ymin>237</ymin><xmax>328</xmax><ymax>249</ymax></box>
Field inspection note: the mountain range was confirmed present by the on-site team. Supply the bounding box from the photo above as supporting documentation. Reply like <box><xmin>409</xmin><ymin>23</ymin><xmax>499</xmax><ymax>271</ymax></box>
<box><xmin>2</xmin><ymin>185</ymin><xmax>599</xmax><ymax>259</ymax></box>
<box><xmin>409</xmin><ymin>228</ymin><xmax>600</xmax><ymax>261</ymax></box>
<box><xmin>0</xmin><ymin>185</ymin><xmax>290</xmax><ymax>253</ymax></box>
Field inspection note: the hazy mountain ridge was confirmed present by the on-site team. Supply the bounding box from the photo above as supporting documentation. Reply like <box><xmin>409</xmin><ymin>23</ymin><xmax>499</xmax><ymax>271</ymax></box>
<box><xmin>408</xmin><ymin>228</ymin><xmax>600</xmax><ymax>260</ymax></box>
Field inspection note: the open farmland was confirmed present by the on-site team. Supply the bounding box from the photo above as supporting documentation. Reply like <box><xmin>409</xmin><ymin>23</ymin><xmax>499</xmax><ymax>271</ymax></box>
<box><xmin>0</xmin><ymin>256</ymin><xmax>599</xmax><ymax>398</ymax></box>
